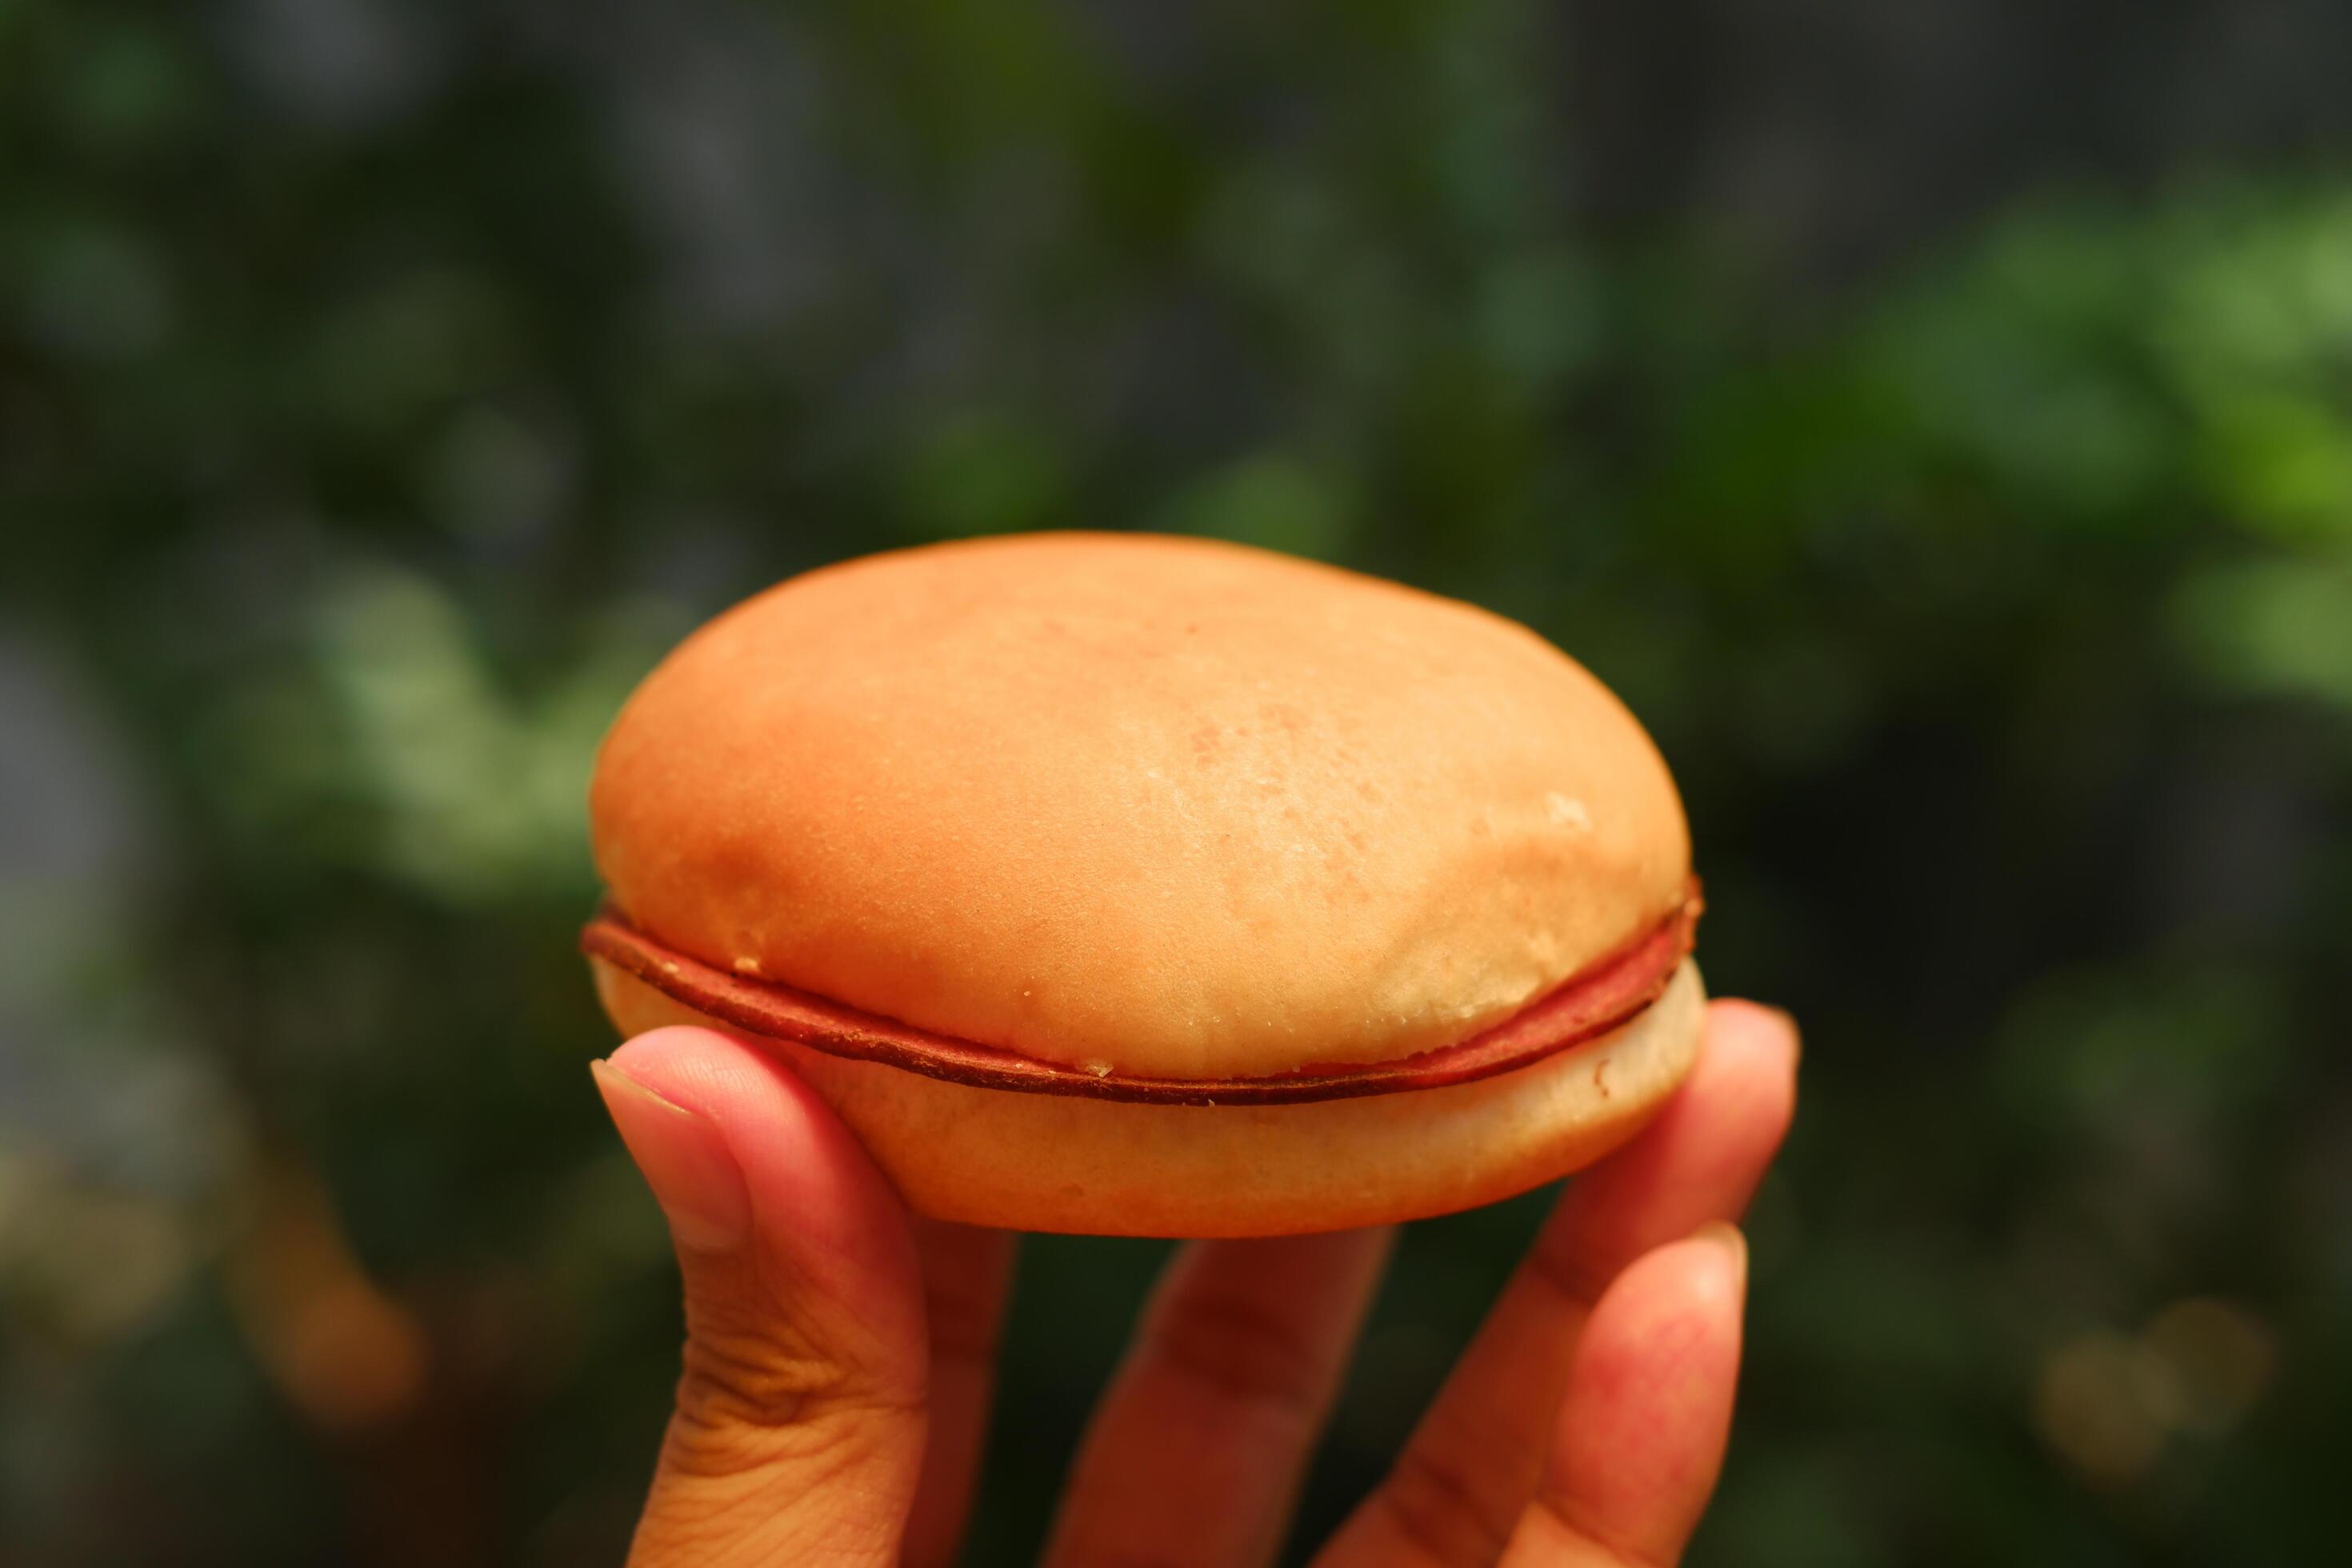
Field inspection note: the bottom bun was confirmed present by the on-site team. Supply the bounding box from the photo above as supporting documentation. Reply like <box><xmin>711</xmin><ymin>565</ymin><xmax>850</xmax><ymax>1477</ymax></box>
<box><xmin>592</xmin><ymin>958</ymin><xmax>1706</xmax><ymax>1238</ymax></box>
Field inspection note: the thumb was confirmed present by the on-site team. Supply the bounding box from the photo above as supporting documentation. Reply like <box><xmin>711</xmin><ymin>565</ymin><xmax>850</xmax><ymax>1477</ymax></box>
<box><xmin>593</xmin><ymin>1026</ymin><xmax>929</xmax><ymax>1568</ymax></box>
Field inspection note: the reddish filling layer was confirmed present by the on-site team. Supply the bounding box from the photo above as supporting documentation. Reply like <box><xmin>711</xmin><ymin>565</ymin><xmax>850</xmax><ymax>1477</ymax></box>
<box><xmin>582</xmin><ymin>880</ymin><xmax>1701</xmax><ymax>1106</ymax></box>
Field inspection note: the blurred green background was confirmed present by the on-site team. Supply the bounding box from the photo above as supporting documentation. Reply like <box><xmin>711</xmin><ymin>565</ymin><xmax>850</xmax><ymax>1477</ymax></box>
<box><xmin>6</xmin><ymin>1</ymin><xmax>2350</xmax><ymax>1562</ymax></box>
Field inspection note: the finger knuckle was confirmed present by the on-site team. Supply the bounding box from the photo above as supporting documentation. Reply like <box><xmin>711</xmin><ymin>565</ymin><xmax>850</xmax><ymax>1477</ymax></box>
<box><xmin>669</xmin><ymin>1266</ymin><xmax>918</xmax><ymax>1445</ymax></box>
<box><xmin>662</xmin><ymin>1368</ymin><xmax>882</xmax><ymax>1487</ymax></box>
<box><xmin>1152</xmin><ymin>1287</ymin><xmax>1330</xmax><ymax>1418</ymax></box>
<box><xmin>1530</xmin><ymin>1492</ymin><xmax>1674</xmax><ymax>1568</ymax></box>
<box><xmin>1379</xmin><ymin>1422</ymin><xmax>1519</xmax><ymax>1566</ymax></box>
<box><xmin>1526</xmin><ymin>1227</ymin><xmax>1614</xmax><ymax>1313</ymax></box>
<box><xmin>674</xmin><ymin>1324</ymin><xmax>831</xmax><ymax>1434</ymax></box>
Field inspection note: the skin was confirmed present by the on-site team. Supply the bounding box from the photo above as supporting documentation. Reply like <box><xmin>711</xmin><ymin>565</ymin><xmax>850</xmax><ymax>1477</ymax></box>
<box><xmin>594</xmin><ymin>998</ymin><xmax>1798</xmax><ymax>1567</ymax></box>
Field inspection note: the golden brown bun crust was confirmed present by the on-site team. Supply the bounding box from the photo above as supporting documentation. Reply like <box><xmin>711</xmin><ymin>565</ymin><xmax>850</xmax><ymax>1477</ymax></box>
<box><xmin>590</xmin><ymin>533</ymin><xmax>1689</xmax><ymax>1079</ymax></box>
<box><xmin>595</xmin><ymin>957</ymin><xmax>1707</xmax><ymax>1237</ymax></box>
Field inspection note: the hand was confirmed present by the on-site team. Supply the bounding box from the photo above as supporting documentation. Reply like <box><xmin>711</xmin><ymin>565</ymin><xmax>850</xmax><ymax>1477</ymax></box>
<box><xmin>592</xmin><ymin>999</ymin><xmax>1798</xmax><ymax>1566</ymax></box>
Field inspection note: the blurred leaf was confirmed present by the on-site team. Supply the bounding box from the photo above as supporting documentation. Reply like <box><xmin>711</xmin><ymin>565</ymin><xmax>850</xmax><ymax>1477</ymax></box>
<box><xmin>305</xmin><ymin>268</ymin><xmax>514</xmax><ymax>440</ymax></box>
<box><xmin>2170</xmin><ymin>556</ymin><xmax>2352</xmax><ymax>710</ymax></box>
<box><xmin>2195</xmin><ymin>393</ymin><xmax>2352</xmax><ymax>548</ymax></box>
<box><xmin>1474</xmin><ymin>249</ymin><xmax>1602</xmax><ymax>392</ymax></box>
<box><xmin>14</xmin><ymin>217</ymin><xmax>173</xmax><ymax>362</ymax></box>
<box><xmin>1995</xmin><ymin>966</ymin><xmax>2289</xmax><ymax>1139</ymax></box>
<box><xmin>56</xmin><ymin>18</ymin><xmax>199</xmax><ymax>157</ymax></box>
<box><xmin>1160</xmin><ymin>453</ymin><xmax>1352</xmax><ymax>559</ymax></box>
<box><xmin>2155</xmin><ymin>194</ymin><xmax>2352</xmax><ymax>387</ymax></box>
<box><xmin>1862</xmin><ymin>218</ymin><xmax>2169</xmax><ymax>528</ymax></box>
<box><xmin>898</xmin><ymin>409</ymin><xmax>1069</xmax><ymax>538</ymax></box>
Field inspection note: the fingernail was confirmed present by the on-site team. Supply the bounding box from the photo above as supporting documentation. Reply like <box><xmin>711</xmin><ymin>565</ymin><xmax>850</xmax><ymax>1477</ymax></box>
<box><xmin>1690</xmin><ymin>1221</ymin><xmax>1748</xmax><ymax>1284</ymax></box>
<box><xmin>593</xmin><ymin>1060</ymin><xmax>752</xmax><ymax>1253</ymax></box>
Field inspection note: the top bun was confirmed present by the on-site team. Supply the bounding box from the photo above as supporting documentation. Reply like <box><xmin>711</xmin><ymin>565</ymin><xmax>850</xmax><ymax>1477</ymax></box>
<box><xmin>589</xmin><ymin>534</ymin><xmax>1688</xmax><ymax>1080</ymax></box>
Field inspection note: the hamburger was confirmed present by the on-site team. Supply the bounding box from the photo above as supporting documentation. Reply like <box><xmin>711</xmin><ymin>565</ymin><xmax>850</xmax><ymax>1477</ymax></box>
<box><xmin>583</xmin><ymin>533</ymin><xmax>1702</xmax><ymax>1237</ymax></box>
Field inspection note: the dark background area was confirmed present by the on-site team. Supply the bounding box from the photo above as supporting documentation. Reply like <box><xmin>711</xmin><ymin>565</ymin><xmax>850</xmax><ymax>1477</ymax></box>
<box><xmin>5</xmin><ymin>2</ymin><xmax>2350</xmax><ymax>1563</ymax></box>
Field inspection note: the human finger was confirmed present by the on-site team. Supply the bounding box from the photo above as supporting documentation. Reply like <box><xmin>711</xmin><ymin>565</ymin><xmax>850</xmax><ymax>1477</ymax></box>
<box><xmin>1317</xmin><ymin>1000</ymin><xmax>1795</xmax><ymax>1566</ymax></box>
<box><xmin>1498</xmin><ymin>1226</ymin><xmax>1746</xmax><ymax>1566</ymax></box>
<box><xmin>1044</xmin><ymin>1227</ymin><xmax>1398</xmax><ymax>1568</ymax></box>
<box><xmin>901</xmin><ymin>1220</ymin><xmax>1018</xmax><ymax>1568</ymax></box>
<box><xmin>594</xmin><ymin>1026</ymin><xmax>930</xmax><ymax>1568</ymax></box>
